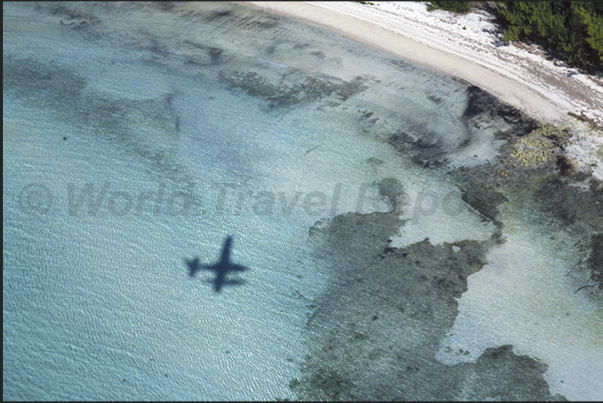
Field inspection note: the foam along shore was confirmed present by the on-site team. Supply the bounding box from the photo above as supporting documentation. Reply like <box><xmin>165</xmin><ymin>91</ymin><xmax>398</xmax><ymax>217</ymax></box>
<box><xmin>241</xmin><ymin>1</ymin><xmax>603</xmax><ymax>127</ymax></box>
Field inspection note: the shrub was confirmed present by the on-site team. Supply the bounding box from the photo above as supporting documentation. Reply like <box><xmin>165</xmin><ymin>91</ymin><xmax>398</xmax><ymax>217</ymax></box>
<box><xmin>493</xmin><ymin>2</ymin><xmax>603</xmax><ymax>68</ymax></box>
<box><xmin>427</xmin><ymin>2</ymin><xmax>472</xmax><ymax>14</ymax></box>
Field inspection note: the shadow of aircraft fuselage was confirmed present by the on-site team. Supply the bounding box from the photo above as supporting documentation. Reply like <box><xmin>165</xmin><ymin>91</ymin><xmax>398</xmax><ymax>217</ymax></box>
<box><xmin>185</xmin><ymin>236</ymin><xmax>247</xmax><ymax>292</ymax></box>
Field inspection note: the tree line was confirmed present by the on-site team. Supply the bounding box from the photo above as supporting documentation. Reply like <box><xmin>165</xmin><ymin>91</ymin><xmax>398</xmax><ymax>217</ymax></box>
<box><xmin>427</xmin><ymin>2</ymin><xmax>603</xmax><ymax>70</ymax></box>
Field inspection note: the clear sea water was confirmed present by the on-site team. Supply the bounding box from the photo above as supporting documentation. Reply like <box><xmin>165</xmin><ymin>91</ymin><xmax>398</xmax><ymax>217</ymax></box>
<box><xmin>4</xmin><ymin>2</ymin><xmax>602</xmax><ymax>401</ymax></box>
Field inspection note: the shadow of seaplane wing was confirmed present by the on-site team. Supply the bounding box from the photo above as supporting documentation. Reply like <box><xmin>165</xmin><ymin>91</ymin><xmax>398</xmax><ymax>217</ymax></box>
<box><xmin>199</xmin><ymin>262</ymin><xmax>245</xmax><ymax>272</ymax></box>
<box><xmin>201</xmin><ymin>276</ymin><xmax>246</xmax><ymax>293</ymax></box>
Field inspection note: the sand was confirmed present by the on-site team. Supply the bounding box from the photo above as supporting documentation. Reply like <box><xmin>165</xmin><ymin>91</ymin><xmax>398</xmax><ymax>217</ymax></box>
<box><xmin>241</xmin><ymin>1</ymin><xmax>602</xmax><ymax>127</ymax></box>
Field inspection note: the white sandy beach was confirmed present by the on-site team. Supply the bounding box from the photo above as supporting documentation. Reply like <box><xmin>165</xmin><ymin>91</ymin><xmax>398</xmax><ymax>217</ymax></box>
<box><xmin>242</xmin><ymin>1</ymin><xmax>603</xmax><ymax>180</ymax></box>
<box><xmin>244</xmin><ymin>1</ymin><xmax>603</xmax><ymax>125</ymax></box>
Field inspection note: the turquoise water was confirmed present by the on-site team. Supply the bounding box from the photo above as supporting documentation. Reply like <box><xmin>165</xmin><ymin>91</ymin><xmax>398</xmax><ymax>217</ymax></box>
<box><xmin>4</xmin><ymin>2</ymin><xmax>602</xmax><ymax>401</ymax></box>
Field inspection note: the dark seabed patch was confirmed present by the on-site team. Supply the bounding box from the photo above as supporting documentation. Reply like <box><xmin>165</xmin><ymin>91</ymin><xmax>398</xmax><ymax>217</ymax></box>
<box><xmin>295</xmin><ymin>177</ymin><xmax>564</xmax><ymax>400</ymax></box>
<box><xmin>450</xmin><ymin>90</ymin><xmax>603</xmax><ymax>293</ymax></box>
<box><xmin>587</xmin><ymin>234</ymin><xmax>603</xmax><ymax>287</ymax></box>
<box><xmin>293</xmin><ymin>80</ymin><xmax>603</xmax><ymax>398</ymax></box>
<box><xmin>462</xmin><ymin>85</ymin><xmax>539</xmax><ymax>136</ymax></box>
<box><xmin>217</xmin><ymin>70</ymin><xmax>367</xmax><ymax>110</ymax></box>
<box><xmin>2</xmin><ymin>58</ymin><xmax>187</xmax><ymax>181</ymax></box>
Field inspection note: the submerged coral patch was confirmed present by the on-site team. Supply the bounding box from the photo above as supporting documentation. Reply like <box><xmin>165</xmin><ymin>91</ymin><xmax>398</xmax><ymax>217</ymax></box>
<box><xmin>297</xmin><ymin>197</ymin><xmax>561</xmax><ymax>400</ymax></box>
<box><xmin>217</xmin><ymin>70</ymin><xmax>367</xmax><ymax>109</ymax></box>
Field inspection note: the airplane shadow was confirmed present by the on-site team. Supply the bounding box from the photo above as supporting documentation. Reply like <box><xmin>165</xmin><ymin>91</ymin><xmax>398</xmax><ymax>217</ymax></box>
<box><xmin>184</xmin><ymin>235</ymin><xmax>248</xmax><ymax>293</ymax></box>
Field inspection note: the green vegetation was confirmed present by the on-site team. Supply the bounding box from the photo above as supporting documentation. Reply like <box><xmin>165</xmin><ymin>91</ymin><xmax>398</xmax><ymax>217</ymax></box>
<box><xmin>427</xmin><ymin>2</ymin><xmax>472</xmax><ymax>14</ymax></box>
<box><xmin>493</xmin><ymin>2</ymin><xmax>603</xmax><ymax>68</ymax></box>
<box><xmin>507</xmin><ymin>123</ymin><xmax>572</xmax><ymax>169</ymax></box>
<box><xmin>426</xmin><ymin>2</ymin><xmax>603</xmax><ymax>69</ymax></box>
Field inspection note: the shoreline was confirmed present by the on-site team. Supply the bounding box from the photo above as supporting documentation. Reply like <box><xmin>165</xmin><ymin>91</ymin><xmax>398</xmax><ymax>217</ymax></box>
<box><xmin>239</xmin><ymin>1</ymin><xmax>603</xmax><ymax>181</ymax></box>
<box><xmin>239</xmin><ymin>1</ymin><xmax>602</xmax><ymax>126</ymax></box>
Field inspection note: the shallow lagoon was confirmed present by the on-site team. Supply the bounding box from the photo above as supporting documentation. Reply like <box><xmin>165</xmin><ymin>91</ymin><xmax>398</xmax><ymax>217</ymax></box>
<box><xmin>3</xmin><ymin>2</ymin><xmax>602</xmax><ymax>400</ymax></box>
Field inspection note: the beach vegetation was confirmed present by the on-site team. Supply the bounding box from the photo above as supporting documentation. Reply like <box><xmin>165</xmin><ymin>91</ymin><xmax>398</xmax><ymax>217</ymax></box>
<box><xmin>507</xmin><ymin>123</ymin><xmax>573</xmax><ymax>169</ymax></box>
<box><xmin>493</xmin><ymin>2</ymin><xmax>603</xmax><ymax>69</ymax></box>
<box><xmin>427</xmin><ymin>1</ymin><xmax>472</xmax><ymax>14</ymax></box>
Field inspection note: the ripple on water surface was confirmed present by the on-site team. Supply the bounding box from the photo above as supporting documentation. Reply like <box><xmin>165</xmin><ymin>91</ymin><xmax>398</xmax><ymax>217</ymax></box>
<box><xmin>3</xmin><ymin>2</ymin><xmax>602</xmax><ymax>401</ymax></box>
